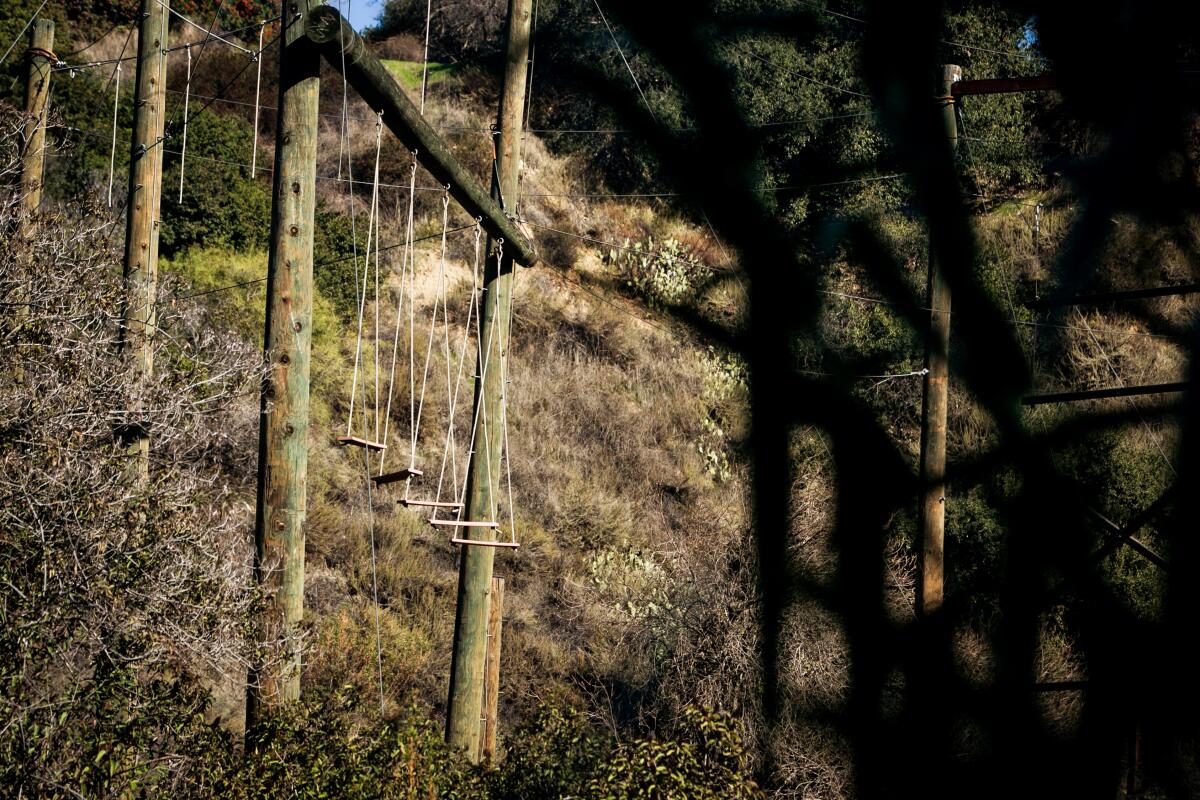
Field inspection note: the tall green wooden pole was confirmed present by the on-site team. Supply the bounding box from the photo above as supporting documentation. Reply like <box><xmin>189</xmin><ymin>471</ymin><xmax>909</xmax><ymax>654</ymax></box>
<box><xmin>19</xmin><ymin>19</ymin><xmax>54</xmax><ymax>235</ymax></box>
<box><xmin>247</xmin><ymin>2</ymin><xmax>320</xmax><ymax>733</ymax></box>
<box><xmin>118</xmin><ymin>0</ymin><xmax>168</xmax><ymax>481</ymax></box>
<box><xmin>918</xmin><ymin>64</ymin><xmax>960</xmax><ymax>617</ymax></box>
<box><xmin>445</xmin><ymin>0</ymin><xmax>532</xmax><ymax>760</ymax></box>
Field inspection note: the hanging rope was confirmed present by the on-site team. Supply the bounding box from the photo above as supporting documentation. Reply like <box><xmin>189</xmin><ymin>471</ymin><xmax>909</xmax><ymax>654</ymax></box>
<box><xmin>419</xmin><ymin>0</ymin><xmax>433</xmax><ymax>114</ymax></box>
<box><xmin>407</xmin><ymin>189</ymin><xmax>451</xmax><ymax>499</ymax></box>
<box><xmin>337</xmin><ymin>0</ymin><xmax>351</xmax><ymax>180</ymax></box>
<box><xmin>362</xmin><ymin>447</ymin><xmax>386</xmax><ymax>716</ymax></box>
<box><xmin>381</xmin><ymin>158</ymin><xmax>417</xmax><ymax>472</ymax></box>
<box><xmin>481</xmin><ymin>240</ymin><xmax>504</xmax><ymax>523</ymax></box>
<box><xmin>455</xmin><ymin>241</ymin><xmax>506</xmax><ymax>522</ymax></box>
<box><xmin>250</xmin><ymin>20</ymin><xmax>264</xmax><ymax>176</ymax></box>
<box><xmin>372</xmin><ymin>126</ymin><xmax>383</xmax><ymax>445</ymax></box>
<box><xmin>407</xmin><ymin>172</ymin><xmax>418</xmax><ymax>471</ymax></box>
<box><xmin>177</xmin><ymin>44</ymin><xmax>191</xmax><ymax>202</ymax></box>
<box><xmin>346</xmin><ymin>113</ymin><xmax>384</xmax><ymax>439</ymax></box>
<box><xmin>500</xmin><ymin>247</ymin><xmax>518</xmax><ymax>543</ymax></box>
<box><xmin>432</xmin><ymin>221</ymin><xmax>483</xmax><ymax>517</ymax></box>
<box><xmin>107</xmin><ymin>61</ymin><xmax>121</xmax><ymax>207</ymax></box>
<box><xmin>440</xmin><ymin>219</ymin><xmax>474</xmax><ymax>504</ymax></box>
<box><xmin>151</xmin><ymin>5</ymin><xmax>169</xmax><ymax>235</ymax></box>
<box><xmin>518</xmin><ymin>0</ymin><xmax>538</xmax><ymax>169</ymax></box>
<box><xmin>335</xmin><ymin>0</ymin><xmax>358</xmax><ymax>342</ymax></box>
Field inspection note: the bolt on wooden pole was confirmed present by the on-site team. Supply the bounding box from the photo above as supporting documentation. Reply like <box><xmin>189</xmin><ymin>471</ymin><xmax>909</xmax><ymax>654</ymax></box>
<box><xmin>19</xmin><ymin>19</ymin><xmax>54</xmax><ymax>236</ymax></box>
<box><xmin>118</xmin><ymin>0</ymin><xmax>169</xmax><ymax>482</ymax></box>
<box><xmin>445</xmin><ymin>0</ymin><xmax>531</xmax><ymax>760</ymax></box>
<box><xmin>918</xmin><ymin>64</ymin><xmax>960</xmax><ymax>617</ymax></box>
<box><xmin>480</xmin><ymin>576</ymin><xmax>505</xmax><ymax>762</ymax></box>
<box><xmin>246</xmin><ymin>2</ymin><xmax>320</xmax><ymax>736</ymax></box>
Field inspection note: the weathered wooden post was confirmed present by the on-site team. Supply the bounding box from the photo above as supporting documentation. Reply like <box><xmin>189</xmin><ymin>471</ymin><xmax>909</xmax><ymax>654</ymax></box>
<box><xmin>18</xmin><ymin>19</ymin><xmax>54</xmax><ymax>235</ymax></box>
<box><xmin>918</xmin><ymin>64</ymin><xmax>960</xmax><ymax>616</ymax></box>
<box><xmin>445</xmin><ymin>0</ymin><xmax>532</xmax><ymax>760</ymax></box>
<box><xmin>118</xmin><ymin>0</ymin><xmax>169</xmax><ymax>481</ymax></box>
<box><xmin>246</xmin><ymin>1</ymin><xmax>320</xmax><ymax>734</ymax></box>
<box><xmin>481</xmin><ymin>576</ymin><xmax>505</xmax><ymax>761</ymax></box>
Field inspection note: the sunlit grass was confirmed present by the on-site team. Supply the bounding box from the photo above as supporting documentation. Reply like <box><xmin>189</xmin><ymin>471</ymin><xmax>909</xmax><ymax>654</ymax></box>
<box><xmin>381</xmin><ymin>59</ymin><xmax>458</xmax><ymax>91</ymax></box>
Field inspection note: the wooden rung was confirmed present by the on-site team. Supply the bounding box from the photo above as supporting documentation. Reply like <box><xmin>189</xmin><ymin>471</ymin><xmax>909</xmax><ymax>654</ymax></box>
<box><xmin>428</xmin><ymin>519</ymin><xmax>498</xmax><ymax>528</ymax></box>
<box><xmin>451</xmin><ymin>538</ymin><xmax>521</xmax><ymax>549</ymax></box>
<box><xmin>400</xmin><ymin>499</ymin><xmax>463</xmax><ymax>509</ymax></box>
<box><xmin>373</xmin><ymin>468</ymin><xmax>423</xmax><ymax>485</ymax></box>
<box><xmin>336</xmin><ymin>435</ymin><xmax>387</xmax><ymax>451</ymax></box>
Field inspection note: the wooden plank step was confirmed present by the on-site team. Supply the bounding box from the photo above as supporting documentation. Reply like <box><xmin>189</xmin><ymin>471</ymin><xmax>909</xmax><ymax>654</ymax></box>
<box><xmin>336</xmin><ymin>435</ymin><xmax>387</xmax><ymax>451</ymax></box>
<box><xmin>451</xmin><ymin>538</ymin><xmax>520</xmax><ymax>549</ymax></box>
<box><xmin>373</xmin><ymin>467</ymin><xmax>423</xmax><ymax>485</ymax></box>
<box><xmin>428</xmin><ymin>519</ymin><xmax>498</xmax><ymax>528</ymax></box>
<box><xmin>400</xmin><ymin>499</ymin><xmax>463</xmax><ymax>509</ymax></box>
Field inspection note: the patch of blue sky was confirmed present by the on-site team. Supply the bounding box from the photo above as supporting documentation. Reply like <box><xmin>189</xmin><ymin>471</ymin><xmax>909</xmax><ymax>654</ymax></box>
<box><xmin>330</xmin><ymin>0</ymin><xmax>385</xmax><ymax>33</ymax></box>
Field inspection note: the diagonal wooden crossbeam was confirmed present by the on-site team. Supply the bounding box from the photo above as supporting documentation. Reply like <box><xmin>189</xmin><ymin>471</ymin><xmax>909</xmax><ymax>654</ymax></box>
<box><xmin>302</xmin><ymin>5</ymin><xmax>537</xmax><ymax>266</ymax></box>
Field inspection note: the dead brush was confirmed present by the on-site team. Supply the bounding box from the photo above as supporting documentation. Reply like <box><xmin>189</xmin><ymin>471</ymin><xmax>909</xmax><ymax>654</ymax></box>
<box><xmin>0</xmin><ymin>110</ymin><xmax>268</xmax><ymax>784</ymax></box>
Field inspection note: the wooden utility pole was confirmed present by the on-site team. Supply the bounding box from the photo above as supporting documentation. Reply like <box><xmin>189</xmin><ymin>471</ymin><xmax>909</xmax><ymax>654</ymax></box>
<box><xmin>480</xmin><ymin>577</ymin><xmax>505</xmax><ymax>761</ymax></box>
<box><xmin>19</xmin><ymin>19</ymin><xmax>54</xmax><ymax>235</ymax></box>
<box><xmin>918</xmin><ymin>64</ymin><xmax>960</xmax><ymax>617</ymax></box>
<box><xmin>445</xmin><ymin>0</ymin><xmax>532</xmax><ymax>760</ymax></box>
<box><xmin>118</xmin><ymin>0</ymin><xmax>169</xmax><ymax>480</ymax></box>
<box><xmin>246</xmin><ymin>1</ymin><xmax>320</xmax><ymax>733</ymax></box>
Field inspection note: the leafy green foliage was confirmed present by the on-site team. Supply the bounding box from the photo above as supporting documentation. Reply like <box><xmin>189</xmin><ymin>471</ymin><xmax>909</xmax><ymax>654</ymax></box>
<box><xmin>607</xmin><ymin>236</ymin><xmax>706</xmax><ymax>308</ymax></box>
<box><xmin>8</xmin><ymin>686</ymin><xmax>762</xmax><ymax>799</ymax></box>
<box><xmin>487</xmin><ymin>705</ymin><xmax>609</xmax><ymax>799</ymax></box>
<box><xmin>159</xmin><ymin>111</ymin><xmax>272</xmax><ymax>257</ymax></box>
<box><xmin>201</xmin><ymin>695</ymin><xmax>489</xmax><ymax>799</ymax></box>
<box><xmin>588</xmin><ymin>708</ymin><xmax>761</xmax><ymax>800</ymax></box>
<box><xmin>313</xmin><ymin>206</ymin><xmax>364</xmax><ymax>318</ymax></box>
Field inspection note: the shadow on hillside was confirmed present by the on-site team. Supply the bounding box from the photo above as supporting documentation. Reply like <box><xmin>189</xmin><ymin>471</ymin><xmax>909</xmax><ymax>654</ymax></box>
<box><xmin>562</xmin><ymin>1</ymin><xmax>1200</xmax><ymax>796</ymax></box>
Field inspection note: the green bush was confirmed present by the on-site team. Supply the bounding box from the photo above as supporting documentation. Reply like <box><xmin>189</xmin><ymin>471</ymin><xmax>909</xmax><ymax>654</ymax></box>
<box><xmin>588</xmin><ymin>708</ymin><xmax>762</xmax><ymax>800</ymax></box>
<box><xmin>487</xmin><ymin>705</ymin><xmax>609</xmax><ymax>800</ymax></box>
<box><xmin>314</xmin><ymin>206</ymin><xmax>363</xmax><ymax>318</ymax></box>
<box><xmin>606</xmin><ymin>236</ymin><xmax>706</xmax><ymax>308</ymax></box>
<box><xmin>160</xmin><ymin>112</ymin><xmax>271</xmax><ymax>257</ymax></box>
<box><xmin>202</xmin><ymin>699</ymin><xmax>759</xmax><ymax>800</ymax></box>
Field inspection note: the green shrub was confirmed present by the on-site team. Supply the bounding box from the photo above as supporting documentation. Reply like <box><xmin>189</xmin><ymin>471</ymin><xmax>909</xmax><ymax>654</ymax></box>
<box><xmin>160</xmin><ymin>112</ymin><xmax>271</xmax><ymax>257</ymax></box>
<box><xmin>314</xmin><ymin>206</ymin><xmax>363</xmax><ymax>318</ymax></box>
<box><xmin>607</xmin><ymin>236</ymin><xmax>706</xmax><ymax>309</ymax></box>
<box><xmin>487</xmin><ymin>705</ymin><xmax>608</xmax><ymax>800</ymax></box>
<box><xmin>202</xmin><ymin>694</ymin><xmax>490</xmax><ymax>800</ymax></box>
<box><xmin>588</xmin><ymin>708</ymin><xmax>762</xmax><ymax>800</ymax></box>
